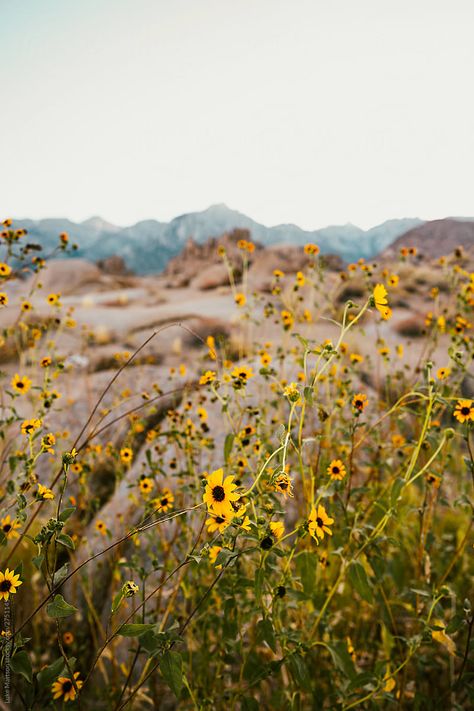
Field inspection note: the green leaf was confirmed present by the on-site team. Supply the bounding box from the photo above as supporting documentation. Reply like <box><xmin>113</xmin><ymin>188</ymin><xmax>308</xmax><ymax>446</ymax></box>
<box><xmin>390</xmin><ymin>477</ymin><xmax>405</xmax><ymax>506</ymax></box>
<box><xmin>37</xmin><ymin>657</ymin><xmax>67</xmax><ymax>690</ymax></box>
<box><xmin>53</xmin><ymin>562</ymin><xmax>70</xmax><ymax>586</ymax></box>
<box><xmin>10</xmin><ymin>650</ymin><xmax>33</xmax><ymax>683</ymax></box>
<box><xmin>348</xmin><ymin>561</ymin><xmax>373</xmax><ymax>603</ymax></box>
<box><xmin>303</xmin><ymin>386</ymin><xmax>314</xmax><ymax>405</ymax></box>
<box><xmin>224</xmin><ymin>433</ymin><xmax>234</xmax><ymax>463</ymax></box>
<box><xmin>160</xmin><ymin>650</ymin><xmax>183</xmax><ymax>699</ymax></box>
<box><xmin>56</xmin><ymin>533</ymin><xmax>75</xmax><ymax>550</ymax></box>
<box><xmin>325</xmin><ymin>642</ymin><xmax>357</xmax><ymax>680</ymax></box>
<box><xmin>287</xmin><ymin>653</ymin><xmax>311</xmax><ymax>691</ymax></box>
<box><xmin>256</xmin><ymin>617</ymin><xmax>277</xmax><ymax>653</ymax></box>
<box><xmin>118</xmin><ymin>623</ymin><xmax>156</xmax><ymax>637</ymax></box>
<box><xmin>111</xmin><ymin>591</ymin><xmax>124</xmax><ymax>615</ymax></box>
<box><xmin>32</xmin><ymin>554</ymin><xmax>44</xmax><ymax>570</ymax></box>
<box><xmin>46</xmin><ymin>594</ymin><xmax>78</xmax><ymax>619</ymax></box>
<box><xmin>59</xmin><ymin>507</ymin><xmax>76</xmax><ymax>522</ymax></box>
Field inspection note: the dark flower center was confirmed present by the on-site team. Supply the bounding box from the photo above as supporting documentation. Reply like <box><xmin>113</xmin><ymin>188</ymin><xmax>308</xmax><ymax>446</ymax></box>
<box><xmin>62</xmin><ymin>681</ymin><xmax>73</xmax><ymax>693</ymax></box>
<box><xmin>461</xmin><ymin>407</ymin><xmax>470</xmax><ymax>415</ymax></box>
<box><xmin>355</xmin><ymin>400</ymin><xmax>362</xmax><ymax>408</ymax></box>
<box><xmin>276</xmin><ymin>585</ymin><xmax>286</xmax><ymax>598</ymax></box>
<box><xmin>316</xmin><ymin>517</ymin><xmax>324</xmax><ymax>528</ymax></box>
<box><xmin>16</xmin><ymin>382</ymin><xmax>24</xmax><ymax>389</ymax></box>
<box><xmin>212</xmin><ymin>485</ymin><xmax>225</xmax><ymax>502</ymax></box>
<box><xmin>161</xmin><ymin>498</ymin><xmax>168</xmax><ymax>506</ymax></box>
<box><xmin>260</xmin><ymin>536</ymin><xmax>273</xmax><ymax>550</ymax></box>
<box><xmin>3</xmin><ymin>524</ymin><xmax>11</xmax><ymax>532</ymax></box>
<box><xmin>0</xmin><ymin>580</ymin><xmax>12</xmax><ymax>592</ymax></box>
<box><xmin>215</xmin><ymin>516</ymin><xmax>225</xmax><ymax>524</ymax></box>
<box><xmin>279</xmin><ymin>481</ymin><xmax>288</xmax><ymax>490</ymax></box>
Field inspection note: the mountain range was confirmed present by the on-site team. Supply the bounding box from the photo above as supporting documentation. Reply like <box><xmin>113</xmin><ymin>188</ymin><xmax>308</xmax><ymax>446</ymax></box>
<box><xmin>10</xmin><ymin>204</ymin><xmax>426</xmax><ymax>274</ymax></box>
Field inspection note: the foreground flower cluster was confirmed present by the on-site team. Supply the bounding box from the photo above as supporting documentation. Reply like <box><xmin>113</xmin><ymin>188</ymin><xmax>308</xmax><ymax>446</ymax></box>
<box><xmin>0</xmin><ymin>223</ymin><xmax>473</xmax><ymax>708</ymax></box>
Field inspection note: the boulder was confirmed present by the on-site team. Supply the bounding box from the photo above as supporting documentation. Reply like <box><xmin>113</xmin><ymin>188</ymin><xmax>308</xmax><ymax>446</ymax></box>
<box><xmin>190</xmin><ymin>263</ymin><xmax>232</xmax><ymax>290</ymax></box>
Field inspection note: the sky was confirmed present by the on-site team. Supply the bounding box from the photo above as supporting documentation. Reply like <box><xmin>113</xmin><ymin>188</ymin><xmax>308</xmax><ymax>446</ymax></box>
<box><xmin>1</xmin><ymin>0</ymin><xmax>473</xmax><ymax>230</ymax></box>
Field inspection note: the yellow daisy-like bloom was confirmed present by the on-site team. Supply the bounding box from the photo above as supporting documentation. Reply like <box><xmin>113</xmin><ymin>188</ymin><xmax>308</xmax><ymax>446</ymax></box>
<box><xmin>46</xmin><ymin>292</ymin><xmax>61</xmax><ymax>306</ymax></box>
<box><xmin>37</xmin><ymin>483</ymin><xmax>55</xmax><ymax>500</ymax></box>
<box><xmin>304</xmin><ymin>243</ymin><xmax>320</xmax><ymax>255</ymax></box>
<box><xmin>234</xmin><ymin>292</ymin><xmax>246</xmax><ymax>307</ymax></box>
<box><xmin>352</xmin><ymin>393</ymin><xmax>368</xmax><ymax>412</ymax></box>
<box><xmin>273</xmin><ymin>472</ymin><xmax>294</xmax><ymax>498</ymax></box>
<box><xmin>0</xmin><ymin>263</ymin><xmax>12</xmax><ymax>277</ymax></box>
<box><xmin>308</xmin><ymin>504</ymin><xmax>334</xmax><ymax>541</ymax></box>
<box><xmin>280</xmin><ymin>310</ymin><xmax>294</xmax><ymax>329</ymax></box>
<box><xmin>11</xmin><ymin>373</ymin><xmax>32</xmax><ymax>394</ymax></box>
<box><xmin>269</xmin><ymin>521</ymin><xmax>285</xmax><ymax>539</ymax></box>
<box><xmin>51</xmin><ymin>672</ymin><xmax>83</xmax><ymax>702</ymax></box>
<box><xmin>0</xmin><ymin>568</ymin><xmax>22</xmax><ymax>601</ymax></box>
<box><xmin>139</xmin><ymin>477</ymin><xmax>154</xmax><ymax>496</ymax></box>
<box><xmin>0</xmin><ymin>292</ymin><xmax>8</xmax><ymax>307</ymax></box>
<box><xmin>1</xmin><ymin>515</ymin><xmax>21</xmax><ymax>540</ymax></box>
<box><xmin>231</xmin><ymin>365</ymin><xmax>254</xmax><ymax>385</ymax></box>
<box><xmin>327</xmin><ymin>459</ymin><xmax>346</xmax><ymax>481</ymax></box>
<box><xmin>260</xmin><ymin>351</ymin><xmax>272</xmax><ymax>366</ymax></box>
<box><xmin>373</xmin><ymin>283</ymin><xmax>392</xmax><ymax>320</ymax></box>
<box><xmin>350</xmin><ymin>353</ymin><xmax>364</xmax><ymax>364</ymax></box>
<box><xmin>95</xmin><ymin>520</ymin><xmax>107</xmax><ymax>536</ymax></box>
<box><xmin>153</xmin><ymin>488</ymin><xmax>174</xmax><ymax>513</ymax></box>
<box><xmin>203</xmin><ymin>468</ymin><xmax>239</xmax><ymax>516</ymax></box>
<box><xmin>197</xmin><ymin>406</ymin><xmax>208</xmax><ymax>422</ymax></box>
<box><xmin>453</xmin><ymin>399</ymin><xmax>474</xmax><ymax>424</ymax></box>
<box><xmin>21</xmin><ymin>300</ymin><xmax>32</xmax><ymax>312</ymax></box>
<box><xmin>120</xmin><ymin>447</ymin><xmax>133</xmax><ymax>464</ymax></box>
<box><xmin>209</xmin><ymin>545</ymin><xmax>223</xmax><ymax>567</ymax></box>
<box><xmin>388</xmin><ymin>274</ymin><xmax>399</xmax><ymax>286</ymax></box>
<box><xmin>21</xmin><ymin>418</ymin><xmax>42</xmax><ymax>436</ymax></box>
<box><xmin>205</xmin><ymin>510</ymin><xmax>232</xmax><ymax>534</ymax></box>
<box><xmin>295</xmin><ymin>271</ymin><xmax>306</xmax><ymax>287</ymax></box>
<box><xmin>40</xmin><ymin>356</ymin><xmax>52</xmax><ymax>367</ymax></box>
<box><xmin>436</xmin><ymin>367</ymin><xmax>451</xmax><ymax>380</ymax></box>
<box><xmin>273</xmin><ymin>268</ymin><xmax>284</xmax><ymax>278</ymax></box>
<box><xmin>199</xmin><ymin>370</ymin><xmax>216</xmax><ymax>385</ymax></box>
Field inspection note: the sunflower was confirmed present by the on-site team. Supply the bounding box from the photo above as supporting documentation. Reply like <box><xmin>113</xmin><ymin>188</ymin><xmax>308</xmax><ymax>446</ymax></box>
<box><xmin>51</xmin><ymin>673</ymin><xmax>83</xmax><ymax>702</ymax></box>
<box><xmin>120</xmin><ymin>447</ymin><xmax>133</xmax><ymax>464</ymax></box>
<box><xmin>40</xmin><ymin>356</ymin><xmax>52</xmax><ymax>367</ymax></box>
<box><xmin>95</xmin><ymin>520</ymin><xmax>107</xmax><ymax>536</ymax></box>
<box><xmin>453</xmin><ymin>399</ymin><xmax>474</xmax><ymax>424</ymax></box>
<box><xmin>269</xmin><ymin>521</ymin><xmax>285</xmax><ymax>539</ymax></box>
<box><xmin>273</xmin><ymin>472</ymin><xmax>294</xmax><ymax>498</ymax></box>
<box><xmin>304</xmin><ymin>243</ymin><xmax>319</xmax><ymax>255</ymax></box>
<box><xmin>234</xmin><ymin>292</ymin><xmax>246</xmax><ymax>307</ymax></box>
<box><xmin>295</xmin><ymin>271</ymin><xmax>306</xmax><ymax>287</ymax></box>
<box><xmin>373</xmin><ymin>283</ymin><xmax>392</xmax><ymax>320</ymax></box>
<box><xmin>0</xmin><ymin>263</ymin><xmax>12</xmax><ymax>277</ymax></box>
<box><xmin>37</xmin><ymin>483</ymin><xmax>55</xmax><ymax>500</ymax></box>
<box><xmin>21</xmin><ymin>300</ymin><xmax>32</xmax><ymax>312</ymax></box>
<box><xmin>139</xmin><ymin>477</ymin><xmax>154</xmax><ymax>496</ymax></box>
<box><xmin>1</xmin><ymin>515</ymin><xmax>21</xmax><ymax>540</ymax></box>
<box><xmin>203</xmin><ymin>468</ymin><xmax>239</xmax><ymax>516</ymax></box>
<box><xmin>308</xmin><ymin>505</ymin><xmax>334</xmax><ymax>541</ymax></box>
<box><xmin>46</xmin><ymin>293</ymin><xmax>60</xmax><ymax>305</ymax></box>
<box><xmin>11</xmin><ymin>373</ymin><xmax>32</xmax><ymax>394</ymax></box>
<box><xmin>0</xmin><ymin>568</ymin><xmax>23</xmax><ymax>601</ymax></box>
<box><xmin>20</xmin><ymin>418</ymin><xmax>42</xmax><ymax>436</ymax></box>
<box><xmin>0</xmin><ymin>292</ymin><xmax>8</xmax><ymax>307</ymax></box>
<box><xmin>436</xmin><ymin>367</ymin><xmax>451</xmax><ymax>380</ymax></box>
<box><xmin>153</xmin><ymin>488</ymin><xmax>174</xmax><ymax>513</ymax></box>
<box><xmin>205</xmin><ymin>510</ymin><xmax>232</xmax><ymax>534</ymax></box>
<box><xmin>327</xmin><ymin>459</ymin><xmax>346</xmax><ymax>481</ymax></box>
<box><xmin>352</xmin><ymin>393</ymin><xmax>368</xmax><ymax>412</ymax></box>
<box><xmin>199</xmin><ymin>370</ymin><xmax>216</xmax><ymax>385</ymax></box>
<box><xmin>231</xmin><ymin>365</ymin><xmax>254</xmax><ymax>388</ymax></box>
<box><xmin>209</xmin><ymin>545</ymin><xmax>223</xmax><ymax>567</ymax></box>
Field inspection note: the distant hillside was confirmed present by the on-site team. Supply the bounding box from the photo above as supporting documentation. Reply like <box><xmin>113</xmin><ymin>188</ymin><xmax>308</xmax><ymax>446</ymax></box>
<box><xmin>9</xmin><ymin>205</ymin><xmax>424</xmax><ymax>274</ymax></box>
<box><xmin>381</xmin><ymin>219</ymin><xmax>474</xmax><ymax>260</ymax></box>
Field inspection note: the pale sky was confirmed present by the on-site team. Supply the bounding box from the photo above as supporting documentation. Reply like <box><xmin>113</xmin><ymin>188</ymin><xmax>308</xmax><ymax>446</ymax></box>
<box><xmin>1</xmin><ymin>0</ymin><xmax>473</xmax><ymax>229</ymax></box>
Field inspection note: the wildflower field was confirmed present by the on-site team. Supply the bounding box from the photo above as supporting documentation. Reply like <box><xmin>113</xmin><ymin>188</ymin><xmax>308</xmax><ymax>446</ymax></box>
<box><xmin>0</xmin><ymin>222</ymin><xmax>473</xmax><ymax>709</ymax></box>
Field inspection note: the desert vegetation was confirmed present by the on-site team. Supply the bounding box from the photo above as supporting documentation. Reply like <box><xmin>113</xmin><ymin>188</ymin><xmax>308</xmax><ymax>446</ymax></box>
<box><xmin>0</xmin><ymin>222</ymin><xmax>473</xmax><ymax>709</ymax></box>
